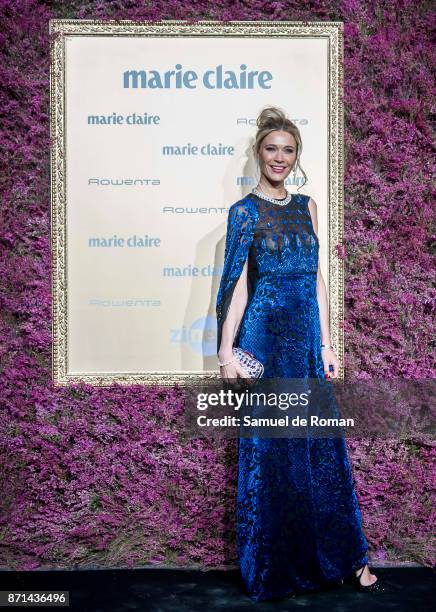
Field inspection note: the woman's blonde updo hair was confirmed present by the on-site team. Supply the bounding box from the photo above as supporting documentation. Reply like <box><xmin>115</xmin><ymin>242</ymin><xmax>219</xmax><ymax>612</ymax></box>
<box><xmin>253</xmin><ymin>106</ymin><xmax>308</xmax><ymax>189</ymax></box>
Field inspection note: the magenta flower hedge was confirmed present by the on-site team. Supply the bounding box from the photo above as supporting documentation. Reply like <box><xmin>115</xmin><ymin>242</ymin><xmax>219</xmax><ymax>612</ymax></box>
<box><xmin>0</xmin><ymin>0</ymin><xmax>435</xmax><ymax>570</ymax></box>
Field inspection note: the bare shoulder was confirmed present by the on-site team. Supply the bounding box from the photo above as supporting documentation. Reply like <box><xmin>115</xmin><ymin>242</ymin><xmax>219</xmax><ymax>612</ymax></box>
<box><xmin>307</xmin><ymin>196</ymin><xmax>318</xmax><ymax>217</ymax></box>
<box><xmin>306</xmin><ymin>196</ymin><xmax>319</xmax><ymax>236</ymax></box>
<box><xmin>307</xmin><ymin>195</ymin><xmax>318</xmax><ymax>210</ymax></box>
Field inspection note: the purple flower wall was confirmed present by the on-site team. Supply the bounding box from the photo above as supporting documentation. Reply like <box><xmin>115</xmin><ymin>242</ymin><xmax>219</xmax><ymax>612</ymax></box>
<box><xmin>0</xmin><ymin>0</ymin><xmax>435</xmax><ymax>570</ymax></box>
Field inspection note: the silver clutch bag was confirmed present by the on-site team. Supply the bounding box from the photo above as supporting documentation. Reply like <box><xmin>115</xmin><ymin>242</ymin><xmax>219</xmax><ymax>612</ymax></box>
<box><xmin>233</xmin><ymin>347</ymin><xmax>264</xmax><ymax>379</ymax></box>
<box><xmin>218</xmin><ymin>347</ymin><xmax>264</xmax><ymax>379</ymax></box>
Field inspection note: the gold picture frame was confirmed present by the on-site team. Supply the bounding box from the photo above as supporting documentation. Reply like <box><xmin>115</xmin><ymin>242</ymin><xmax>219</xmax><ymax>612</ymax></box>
<box><xmin>49</xmin><ymin>19</ymin><xmax>344</xmax><ymax>386</ymax></box>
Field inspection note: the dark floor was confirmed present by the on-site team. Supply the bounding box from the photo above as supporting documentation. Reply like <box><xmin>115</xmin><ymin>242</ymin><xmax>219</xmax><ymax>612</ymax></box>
<box><xmin>1</xmin><ymin>567</ymin><xmax>435</xmax><ymax>611</ymax></box>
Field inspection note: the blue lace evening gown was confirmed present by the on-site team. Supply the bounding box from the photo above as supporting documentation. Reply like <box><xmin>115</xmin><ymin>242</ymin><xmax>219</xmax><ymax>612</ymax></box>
<box><xmin>216</xmin><ymin>192</ymin><xmax>369</xmax><ymax>602</ymax></box>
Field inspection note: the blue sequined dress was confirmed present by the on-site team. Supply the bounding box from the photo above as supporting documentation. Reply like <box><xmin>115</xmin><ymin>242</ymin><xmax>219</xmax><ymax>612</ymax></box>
<box><xmin>216</xmin><ymin>192</ymin><xmax>369</xmax><ymax>602</ymax></box>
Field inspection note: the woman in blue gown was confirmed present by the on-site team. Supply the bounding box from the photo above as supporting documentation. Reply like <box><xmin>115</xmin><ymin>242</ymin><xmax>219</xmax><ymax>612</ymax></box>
<box><xmin>216</xmin><ymin>107</ymin><xmax>383</xmax><ymax>601</ymax></box>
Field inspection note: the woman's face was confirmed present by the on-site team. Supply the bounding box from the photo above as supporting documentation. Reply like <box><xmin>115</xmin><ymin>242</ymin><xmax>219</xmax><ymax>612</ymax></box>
<box><xmin>257</xmin><ymin>130</ymin><xmax>297</xmax><ymax>183</ymax></box>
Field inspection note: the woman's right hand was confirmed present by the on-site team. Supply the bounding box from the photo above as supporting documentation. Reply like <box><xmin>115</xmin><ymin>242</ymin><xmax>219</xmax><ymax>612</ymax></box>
<box><xmin>219</xmin><ymin>355</ymin><xmax>255</xmax><ymax>388</ymax></box>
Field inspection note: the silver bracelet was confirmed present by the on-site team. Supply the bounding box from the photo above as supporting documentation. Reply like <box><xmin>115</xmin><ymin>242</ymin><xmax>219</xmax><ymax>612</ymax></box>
<box><xmin>321</xmin><ymin>344</ymin><xmax>334</xmax><ymax>351</ymax></box>
<box><xmin>218</xmin><ymin>356</ymin><xmax>237</xmax><ymax>367</ymax></box>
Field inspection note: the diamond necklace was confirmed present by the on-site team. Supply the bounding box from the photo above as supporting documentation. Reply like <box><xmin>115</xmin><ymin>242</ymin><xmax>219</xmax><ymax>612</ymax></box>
<box><xmin>251</xmin><ymin>186</ymin><xmax>293</xmax><ymax>206</ymax></box>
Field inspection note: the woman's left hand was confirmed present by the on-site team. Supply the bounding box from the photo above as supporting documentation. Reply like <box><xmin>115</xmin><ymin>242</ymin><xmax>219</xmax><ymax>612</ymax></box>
<box><xmin>321</xmin><ymin>348</ymin><xmax>339</xmax><ymax>379</ymax></box>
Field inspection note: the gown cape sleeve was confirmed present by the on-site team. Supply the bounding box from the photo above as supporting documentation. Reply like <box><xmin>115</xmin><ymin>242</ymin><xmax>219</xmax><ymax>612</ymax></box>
<box><xmin>216</xmin><ymin>197</ymin><xmax>259</xmax><ymax>355</ymax></box>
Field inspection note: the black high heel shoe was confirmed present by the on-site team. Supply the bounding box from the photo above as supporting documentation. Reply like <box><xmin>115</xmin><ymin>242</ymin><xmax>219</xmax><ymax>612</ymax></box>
<box><xmin>345</xmin><ymin>565</ymin><xmax>386</xmax><ymax>593</ymax></box>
